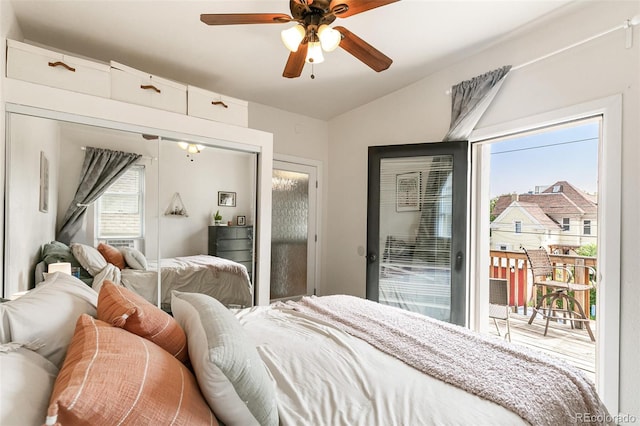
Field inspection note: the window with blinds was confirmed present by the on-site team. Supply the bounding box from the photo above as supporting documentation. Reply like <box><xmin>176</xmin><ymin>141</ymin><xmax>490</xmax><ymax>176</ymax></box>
<box><xmin>96</xmin><ymin>165</ymin><xmax>144</xmax><ymax>238</ymax></box>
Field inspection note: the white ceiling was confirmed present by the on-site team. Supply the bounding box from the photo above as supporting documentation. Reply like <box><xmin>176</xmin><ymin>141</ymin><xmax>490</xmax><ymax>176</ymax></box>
<box><xmin>10</xmin><ymin>0</ymin><xmax>575</xmax><ymax>120</ymax></box>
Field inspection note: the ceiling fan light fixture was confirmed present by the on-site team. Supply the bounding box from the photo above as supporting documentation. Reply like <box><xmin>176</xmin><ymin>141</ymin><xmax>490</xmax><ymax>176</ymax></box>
<box><xmin>178</xmin><ymin>141</ymin><xmax>189</xmax><ymax>150</ymax></box>
<box><xmin>305</xmin><ymin>41</ymin><xmax>324</xmax><ymax>64</ymax></box>
<box><xmin>281</xmin><ymin>24</ymin><xmax>305</xmax><ymax>52</ymax></box>
<box><xmin>318</xmin><ymin>24</ymin><xmax>341</xmax><ymax>52</ymax></box>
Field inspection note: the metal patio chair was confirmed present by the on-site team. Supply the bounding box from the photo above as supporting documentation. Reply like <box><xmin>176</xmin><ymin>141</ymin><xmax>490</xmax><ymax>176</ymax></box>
<box><xmin>489</xmin><ymin>278</ymin><xmax>511</xmax><ymax>342</ymax></box>
<box><xmin>522</xmin><ymin>246</ymin><xmax>595</xmax><ymax>341</ymax></box>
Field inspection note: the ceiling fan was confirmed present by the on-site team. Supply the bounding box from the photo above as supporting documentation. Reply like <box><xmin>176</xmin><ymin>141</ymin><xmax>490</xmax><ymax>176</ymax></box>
<box><xmin>201</xmin><ymin>0</ymin><xmax>400</xmax><ymax>78</ymax></box>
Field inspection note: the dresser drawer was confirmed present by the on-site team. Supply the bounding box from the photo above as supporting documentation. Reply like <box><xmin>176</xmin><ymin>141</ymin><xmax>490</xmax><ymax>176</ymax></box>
<box><xmin>6</xmin><ymin>40</ymin><xmax>110</xmax><ymax>97</ymax></box>
<box><xmin>187</xmin><ymin>85</ymin><xmax>248</xmax><ymax>127</ymax></box>
<box><xmin>215</xmin><ymin>239</ymin><xmax>253</xmax><ymax>252</ymax></box>
<box><xmin>110</xmin><ymin>61</ymin><xmax>186</xmax><ymax>114</ymax></box>
<box><xmin>216</xmin><ymin>250</ymin><xmax>253</xmax><ymax>263</ymax></box>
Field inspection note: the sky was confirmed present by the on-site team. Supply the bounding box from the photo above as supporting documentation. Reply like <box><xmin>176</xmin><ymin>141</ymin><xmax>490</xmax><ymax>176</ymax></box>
<box><xmin>489</xmin><ymin>120</ymin><xmax>599</xmax><ymax>199</ymax></box>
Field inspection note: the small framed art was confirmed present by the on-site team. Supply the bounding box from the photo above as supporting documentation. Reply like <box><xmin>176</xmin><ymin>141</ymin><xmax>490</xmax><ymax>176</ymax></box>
<box><xmin>218</xmin><ymin>191</ymin><xmax>236</xmax><ymax>207</ymax></box>
<box><xmin>237</xmin><ymin>215</ymin><xmax>246</xmax><ymax>226</ymax></box>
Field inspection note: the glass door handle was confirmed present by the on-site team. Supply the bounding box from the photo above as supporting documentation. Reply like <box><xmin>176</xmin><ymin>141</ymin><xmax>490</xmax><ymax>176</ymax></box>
<box><xmin>455</xmin><ymin>251</ymin><xmax>463</xmax><ymax>271</ymax></box>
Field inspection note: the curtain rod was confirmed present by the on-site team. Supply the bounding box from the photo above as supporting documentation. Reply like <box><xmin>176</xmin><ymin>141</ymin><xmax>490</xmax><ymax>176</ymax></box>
<box><xmin>511</xmin><ymin>15</ymin><xmax>639</xmax><ymax>71</ymax></box>
<box><xmin>447</xmin><ymin>15</ymin><xmax>640</xmax><ymax>94</ymax></box>
<box><xmin>80</xmin><ymin>146</ymin><xmax>155</xmax><ymax>162</ymax></box>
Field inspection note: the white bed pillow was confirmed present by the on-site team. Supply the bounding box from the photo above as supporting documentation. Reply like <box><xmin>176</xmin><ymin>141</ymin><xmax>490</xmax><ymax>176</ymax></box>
<box><xmin>0</xmin><ymin>345</ymin><xmax>58</xmax><ymax>426</ymax></box>
<box><xmin>121</xmin><ymin>247</ymin><xmax>148</xmax><ymax>270</ymax></box>
<box><xmin>0</xmin><ymin>273</ymin><xmax>98</xmax><ymax>368</ymax></box>
<box><xmin>171</xmin><ymin>291</ymin><xmax>278</xmax><ymax>426</ymax></box>
<box><xmin>70</xmin><ymin>243</ymin><xmax>107</xmax><ymax>276</ymax></box>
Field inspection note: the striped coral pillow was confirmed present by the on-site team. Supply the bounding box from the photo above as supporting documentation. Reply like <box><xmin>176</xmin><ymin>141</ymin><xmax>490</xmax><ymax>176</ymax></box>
<box><xmin>97</xmin><ymin>280</ymin><xmax>188</xmax><ymax>363</ymax></box>
<box><xmin>45</xmin><ymin>314</ymin><xmax>217</xmax><ymax>426</ymax></box>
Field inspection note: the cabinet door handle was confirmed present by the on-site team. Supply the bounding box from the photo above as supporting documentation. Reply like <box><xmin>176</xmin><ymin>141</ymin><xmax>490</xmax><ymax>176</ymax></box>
<box><xmin>212</xmin><ymin>100</ymin><xmax>228</xmax><ymax>108</ymax></box>
<box><xmin>140</xmin><ymin>84</ymin><xmax>161</xmax><ymax>93</ymax></box>
<box><xmin>48</xmin><ymin>61</ymin><xmax>76</xmax><ymax>72</ymax></box>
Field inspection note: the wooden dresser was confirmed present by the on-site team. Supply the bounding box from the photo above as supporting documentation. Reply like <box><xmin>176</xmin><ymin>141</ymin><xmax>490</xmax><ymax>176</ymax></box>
<box><xmin>208</xmin><ymin>226</ymin><xmax>254</xmax><ymax>282</ymax></box>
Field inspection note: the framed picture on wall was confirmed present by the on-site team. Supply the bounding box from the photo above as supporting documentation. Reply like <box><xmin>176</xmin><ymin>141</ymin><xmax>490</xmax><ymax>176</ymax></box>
<box><xmin>218</xmin><ymin>191</ymin><xmax>236</xmax><ymax>207</ymax></box>
<box><xmin>39</xmin><ymin>151</ymin><xmax>49</xmax><ymax>213</ymax></box>
<box><xmin>396</xmin><ymin>171</ymin><xmax>421</xmax><ymax>212</ymax></box>
<box><xmin>237</xmin><ymin>215</ymin><xmax>246</xmax><ymax>226</ymax></box>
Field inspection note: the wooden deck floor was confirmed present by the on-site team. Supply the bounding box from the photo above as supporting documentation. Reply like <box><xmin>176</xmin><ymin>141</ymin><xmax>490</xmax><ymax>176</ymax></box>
<box><xmin>487</xmin><ymin>313</ymin><xmax>596</xmax><ymax>382</ymax></box>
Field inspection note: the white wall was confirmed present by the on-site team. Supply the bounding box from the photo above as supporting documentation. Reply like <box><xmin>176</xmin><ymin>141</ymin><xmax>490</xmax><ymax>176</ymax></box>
<box><xmin>327</xmin><ymin>1</ymin><xmax>639</xmax><ymax>417</ymax></box>
<box><xmin>54</xmin><ymin>121</ymin><xmax>256</xmax><ymax>259</ymax></box>
<box><xmin>1</xmin><ymin>0</ymin><xmax>24</xmax><ymax>297</ymax></box>
<box><xmin>6</xmin><ymin>114</ymin><xmax>59</xmax><ymax>294</ymax></box>
<box><xmin>158</xmin><ymin>142</ymin><xmax>256</xmax><ymax>258</ymax></box>
<box><xmin>249</xmin><ymin>103</ymin><xmax>329</xmax><ymax>293</ymax></box>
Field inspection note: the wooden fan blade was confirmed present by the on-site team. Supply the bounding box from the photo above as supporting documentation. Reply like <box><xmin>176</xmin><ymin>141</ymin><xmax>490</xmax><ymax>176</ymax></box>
<box><xmin>283</xmin><ymin>43</ymin><xmax>308</xmax><ymax>78</ymax></box>
<box><xmin>200</xmin><ymin>13</ymin><xmax>293</xmax><ymax>25</ymax></box>
<box><xmin>335</xmin><ymin>26</ymin><xmax>392</xmax><ymax>72</ymax></box>
<box><xmin>330</xmin><ymin>0</ymin><xmax>400</xmax><ymax>18</ymax></box>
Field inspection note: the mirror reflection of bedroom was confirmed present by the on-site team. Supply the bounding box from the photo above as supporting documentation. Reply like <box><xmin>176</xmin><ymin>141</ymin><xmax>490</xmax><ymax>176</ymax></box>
<box><xmin>5</xmin><ymin>113</ymin><xmax>257</xmax><ymax>311</ymax></box>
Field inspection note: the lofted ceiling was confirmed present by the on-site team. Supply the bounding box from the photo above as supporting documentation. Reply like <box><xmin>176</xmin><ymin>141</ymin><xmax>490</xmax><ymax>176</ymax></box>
<box><xmin>9</xmin><ymin>0</ymin><xmax>575</xmax><ymax>120</ymax></box>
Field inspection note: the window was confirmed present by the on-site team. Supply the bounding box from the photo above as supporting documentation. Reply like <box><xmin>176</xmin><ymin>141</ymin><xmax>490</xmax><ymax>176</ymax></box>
<box><xmin>583</xmin><ymin>220</ymin><xmax>591</xmax><ymax>235</ymax></box>
<box><xmin>96</xmin><ymin>166</ymin><xmax>144</xmax><ymax>238</ymax></box>
<box><xmin>514</xmin><ymin>221</ymin><xmax>522</xmax><ymax>234</ymax></box>
<box><xmin>562</xmin><ymin>217</ymin><xmax>570</xmax><ymax>231</ymax></box>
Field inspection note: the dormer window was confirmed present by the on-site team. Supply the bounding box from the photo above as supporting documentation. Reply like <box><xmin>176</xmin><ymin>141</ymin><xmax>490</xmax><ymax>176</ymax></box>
<box><xmin>552</xmin><ymin>184</ymin><xmax>562</xmax><ymax>193</ymax></box>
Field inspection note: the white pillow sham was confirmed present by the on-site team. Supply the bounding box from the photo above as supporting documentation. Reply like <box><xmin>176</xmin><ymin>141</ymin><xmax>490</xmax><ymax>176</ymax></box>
<box><xmin>171</xmin><ymin>291</ymin><xmax>278</xmax><ymax>426</ymax></box>
<box><xmin>0</xmin><ymin>273</ymin><xmax>98</xmax><ymax>368</ymax></box>
<box><xmin>70</xmin><ymin>243</ymin><xmax>107</xmax><ymax>277</ymax></box>
<box><xmin>0</xmin><ymin>346</ymin><xmax>59</xmax><ymax>426</ymax></box>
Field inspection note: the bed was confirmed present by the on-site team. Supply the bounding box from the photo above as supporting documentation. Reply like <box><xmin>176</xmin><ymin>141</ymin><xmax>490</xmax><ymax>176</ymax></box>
<box><xmin>0</xmin><ymin>274</ymin><xmax>612</xmax><ymax>426</ymax></box>
<box><xmin>36</xmin><ymin>241</ymin><xmax>253</xmax><ymax>309</ymax></box>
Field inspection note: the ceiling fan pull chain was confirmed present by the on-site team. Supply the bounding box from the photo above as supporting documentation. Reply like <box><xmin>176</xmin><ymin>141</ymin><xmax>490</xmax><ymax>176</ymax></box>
<box><xmin>310</xmin><ymin>62</ymin><xmax>315</xmax><ymax>79</ymax></box>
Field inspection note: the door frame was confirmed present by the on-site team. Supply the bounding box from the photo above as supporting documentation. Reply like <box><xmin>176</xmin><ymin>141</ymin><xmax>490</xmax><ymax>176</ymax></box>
<box><xmin>469</xmin><ymin>95</ymin><xmax>622</xmax><ymax>414</ymax></box>
<box><xmin>273</xmin><ymin>154</ymin><xmax>322</xmax><ymax>297</ymax></box>
<box><xmin>366</xmin><ymin>141</ymin><xmax>469</xmax><ymax>326</ymax></box>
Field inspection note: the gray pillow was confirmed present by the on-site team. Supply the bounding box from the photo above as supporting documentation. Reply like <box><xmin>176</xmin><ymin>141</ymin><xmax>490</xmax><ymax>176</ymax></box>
<box><xmin>171</xmin><ymin>291</ymin><xmax>278</xmax><ymax>426</ymax></box>
<box><xmin>41</xmin><ymin>241</ymin><xmax>91</xmax><ymax>281</ymax></box>
<box><xmin>121</xmin><ymin>247</ymin><xmax>148</xmax><ymax>270</ymax></box>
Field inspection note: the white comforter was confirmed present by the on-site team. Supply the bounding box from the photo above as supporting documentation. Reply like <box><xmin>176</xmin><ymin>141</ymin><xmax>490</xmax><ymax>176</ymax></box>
<box><xmin>93</xmin><ymin>255</ymin><xmax>252</xmax><ymax>309</ymax></box>
<box><xmin>236</xmin><ymin>305</ymin><xmax>527</xmax><ymax>426</ymax></box>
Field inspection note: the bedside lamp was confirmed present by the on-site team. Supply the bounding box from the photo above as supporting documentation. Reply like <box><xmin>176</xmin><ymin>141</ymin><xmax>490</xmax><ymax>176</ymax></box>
<box><xmin>47</xmin><ymin>262</ymin><xmax>72</xmax><ymax>275</ymax></box>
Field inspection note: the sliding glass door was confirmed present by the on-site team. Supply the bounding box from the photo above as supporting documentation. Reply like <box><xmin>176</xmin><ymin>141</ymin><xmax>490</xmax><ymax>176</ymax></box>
<box><xmin>367</xmin><ymin>142</ymin><xmax>468</xmax><ymax>325</ymax></box>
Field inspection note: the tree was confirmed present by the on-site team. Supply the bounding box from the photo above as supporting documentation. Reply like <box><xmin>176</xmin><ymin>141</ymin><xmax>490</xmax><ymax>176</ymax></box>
<box><xmin>575</xmin><ymin>243</ymin><xmax>597</xmax><ymax>257</ymax></box>
<box><xmin>489</xmin><ymin>197</ymin><xmax>498</xmax><ymax>222</ymax></box>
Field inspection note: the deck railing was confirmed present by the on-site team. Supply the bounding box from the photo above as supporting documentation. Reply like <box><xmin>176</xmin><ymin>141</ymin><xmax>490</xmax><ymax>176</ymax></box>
<box><xmin>489</xmin><ymin>250</ymin><xmax>597</xmax><ymax>319</ymax></box>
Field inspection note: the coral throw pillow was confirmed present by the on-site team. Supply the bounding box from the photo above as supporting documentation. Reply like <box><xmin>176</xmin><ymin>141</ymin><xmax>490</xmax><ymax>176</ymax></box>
<box><xmin>45</xmin><ymin>315</ymin><xmax>216</xmax><ymax>426</ymax></box>
<box><xmin>97</xmin><ymin>242</ymin><xmax>126</xmax><ymax>270</ymax></box>
<box><xmin>97</xmin><ymin>280</ymin><xmax>188</xmax><ymax>363</ymax></box>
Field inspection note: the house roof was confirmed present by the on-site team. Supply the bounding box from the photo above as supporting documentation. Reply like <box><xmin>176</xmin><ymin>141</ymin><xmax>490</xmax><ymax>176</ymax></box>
<box><xmin>492</xmin><ymin>180</ymin><xmax>597</xmax><ymax>218</ymax></box>
<box><xmin>516</xmin><ymin>202</ymin><xmax>562</xmax><ymax>229</ymax></box>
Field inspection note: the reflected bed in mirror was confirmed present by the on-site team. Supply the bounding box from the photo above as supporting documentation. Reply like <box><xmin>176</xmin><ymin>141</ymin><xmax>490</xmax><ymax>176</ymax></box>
<box><xmin>5</xmin><ymin>113</ymin><xmax>257</xmax><ymax>308</ymax></box>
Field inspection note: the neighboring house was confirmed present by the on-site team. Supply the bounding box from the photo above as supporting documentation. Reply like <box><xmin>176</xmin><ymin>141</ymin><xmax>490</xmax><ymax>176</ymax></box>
<box><xmin>490</xmin><ymin>181</ymin><xmax>597</xmax><ymax>253</ymax></box>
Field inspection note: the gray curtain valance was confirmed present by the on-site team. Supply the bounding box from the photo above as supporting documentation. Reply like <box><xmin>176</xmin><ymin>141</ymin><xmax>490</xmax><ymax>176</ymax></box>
<box><xmin>57</xmin><ymin>147</ymin><xmax>142</xmax><ymax>245</ymax></box>
<box><xmin>444</xmin><ymin>65</ymin><xmax>512</xmax><ymax>141</ymax></box>
<box><xmin>414</xmin><ymin>66</ymin><xmax>511</xmax><ymax>263</ymax></box>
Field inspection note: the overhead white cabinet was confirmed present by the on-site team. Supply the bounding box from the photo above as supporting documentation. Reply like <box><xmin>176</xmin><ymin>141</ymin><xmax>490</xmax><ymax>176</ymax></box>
<box><xmin>110</xmin><ymin>61</ymin><xmax>187</xmax><ymax>114</ymax></box>
<box><xmin>187</xmin><ymin>85</ymin><xmax>248</xmax><ymax>127</ymax></box>
<box><xmin>6</xmin><ymin>40</ymin><xmax>111</xmax><ymax>98</ymax></box>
